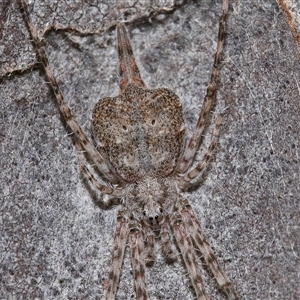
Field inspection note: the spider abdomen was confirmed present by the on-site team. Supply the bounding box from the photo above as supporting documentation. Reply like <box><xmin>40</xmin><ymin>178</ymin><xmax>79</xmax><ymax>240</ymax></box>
<box><xmin>92</xmin><ymin>83</ymin><xmax>185</xmax><ymax>182</ymax></box>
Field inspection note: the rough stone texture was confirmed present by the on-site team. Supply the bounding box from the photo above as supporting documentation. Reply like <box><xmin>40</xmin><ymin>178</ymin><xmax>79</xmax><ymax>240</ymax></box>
<box><xmin>0</xmin><ymin>0</ymin><xmax>299</xmax><ymax>299</ymax></box>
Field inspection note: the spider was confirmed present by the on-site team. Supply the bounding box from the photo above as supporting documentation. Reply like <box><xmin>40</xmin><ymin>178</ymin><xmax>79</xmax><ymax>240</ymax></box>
<box><xmin>20</xmin><ymin>0</ymin><xmax>238</xmax><ymax>299</ymax></box>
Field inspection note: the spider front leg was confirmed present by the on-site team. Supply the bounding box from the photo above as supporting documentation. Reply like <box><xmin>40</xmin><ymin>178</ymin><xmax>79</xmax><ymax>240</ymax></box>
<box><xmin>176</xmin><ymin>0</ymin><xmax>228</xmax><ymax>175</ymax></box>
<box><xmin>171</xmin><ymin>213</ymin><xmax>210</xmax><ymax>300</ymax></box>
<box><xmin>144</xmin><ymin>224</ymin><xmax>155</xmax><ymax>267</ymax></box>
<box><xmin>129</xmin><ymin>220</ymin><xmax>148</xmax><ymax>300</ymax></box>
<box><xmin>160</xmin><ymin>217</ymin><xmax>177</xmax><ymax>264</ymax></box>
<box><xmin>179</xmin><ymin>200</ymin><xmax>239</xmax><ymax>300</ymax></box>
<box><xmin>105</xmin><ymin>210</ymin><xmax>129</xmax><ymax>300</ymax></box>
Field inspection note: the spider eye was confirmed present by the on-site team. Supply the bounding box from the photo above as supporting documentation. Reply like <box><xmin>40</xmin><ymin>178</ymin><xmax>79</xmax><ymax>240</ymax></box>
<box><xmin>122</xmin><ymin>125</ymin><xmax>127</xmax><ymax>131</ymax></box>
<box><xmin>159</xmin><ymin>208</ymin><xmax>163</xmax><ymax>213</ymax></box>
<box><xmin>151</xmin><ymin>119</ymin><xmax>156</xmax><ymax>125</ymax></box>
<box><xmin>143</xmin><ymin>211</ymin><xmax>146</xmax><ymax>216</ymax></box>
<box><xmin>155</xmin><ymin>216</ymin><xmax>158</xmax><ymax>220</ymax></box>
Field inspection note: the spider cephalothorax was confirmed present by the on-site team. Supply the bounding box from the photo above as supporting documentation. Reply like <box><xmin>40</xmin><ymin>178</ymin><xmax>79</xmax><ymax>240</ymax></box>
<box><xmin>125</xmin><ymin>177</ymin><xmax>177</xmax><ymax>221</ymax></box>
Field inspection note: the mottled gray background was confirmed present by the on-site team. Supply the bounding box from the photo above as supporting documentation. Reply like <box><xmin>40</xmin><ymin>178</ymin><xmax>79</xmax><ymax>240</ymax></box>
<box><xmin>1</xmin><ymin>0</ymin><xmax>299</xmax><ymax>299</ymax></box>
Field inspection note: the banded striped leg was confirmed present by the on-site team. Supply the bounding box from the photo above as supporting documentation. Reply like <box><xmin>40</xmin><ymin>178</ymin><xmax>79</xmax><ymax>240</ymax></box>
<box><xmin>180</xmin><ymin>200</ymin><xmax>239</xmax><ymax>300</ymax></box>
<box><xmin>144</xmin><ymin>225</ymin><xmax>155</xmax><ymax>267</ymax></box>
<box><xmin>72</xmin><ymin>138</ymin><xmax>123</xmax><ymax>198</ymax></box>
<box><xmin>129</xmin><ymin>221</ymin><xmax>148</xmax><ymax>300</ymax></box>
<box><xmin>19</xmin><ymin>0</ymin><xmax>121</xmax><ymax>184</ymax></box>
<box><xmin>176</xmin><ymin>0</ymin><xmax>229</xmax><ymax>174</ymax></box>
<box><xmin>178</xmin><ymin>116</ymin><xmax>222</xmax><ymax>187</ymax></box>
<box><xmin>171</xmin><ymin>214</ymin><xmax>209</xmax><ymax>300</ymax></box>
<box><xmin>106</xmin><ymin>210</ymin><xmax>129</xmax><ymax>300</ymax></box>
<box><xmin>160</xmin><ymin>218</ymin><xmax>177</xmax><ymax>264</ymax></box>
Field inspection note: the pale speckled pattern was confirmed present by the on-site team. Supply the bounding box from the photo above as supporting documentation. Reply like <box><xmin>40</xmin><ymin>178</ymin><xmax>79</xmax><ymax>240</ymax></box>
<box><xmin>14</xmin><ymin>0</ymin><xmax>237</xmax><ymax>299</ymax></box>
<box><xmin>92</xmin><ymin>86</ymin><xmax>185</xmax><ymax>181</ymax></box>
<box><xmin>1</xmin><ymin>0</ymin><xmax>300</xmax><ymax>299</ymax></box>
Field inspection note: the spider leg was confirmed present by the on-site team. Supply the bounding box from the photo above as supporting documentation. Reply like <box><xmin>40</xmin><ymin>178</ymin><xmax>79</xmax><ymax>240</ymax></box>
<box><xmin>129</xmin><ymin>220</ymin><xmax>148</xmax><ymax>300</ymax></box>
<box><xmin>71</xmin><ymin>137</ymin><xmax>123</xmax><ymax>198</ymax></box>
<box><xmin>105</xmin><ymin>210</ymin><xmax>129</xmax><ymax>300</ymax></box>
<box><xmin>176</xmin><ymin>0</ymin><xmax>228</xmax><ymax>174</ymax></box>
<box><xmin>177</xmin><ymin>116</ymin><xmax>222</xmax><ymax>188</ymax></box>
<box><xmin>160</xmin><ymin>217</ymin><xmax>177</xmax><ymax>264</ymax></box>
<box><xmin>144</xmin><ymin>224</ymin><xmax>155</xmax><ymax>267</ymax></box>
<box><xmin>180</xmin><ymin>199</ymin><xmax>239</xmax><ymax>300</ymax></box>
<box><xmin>171</xmin><ymin>213</ymin><xmax>210</xmax><ymax>300</ymax></box>
<box><xmin>19</xmin><ymin>0</ymin><xmax>122</xmax><ymax>184</ymax></box>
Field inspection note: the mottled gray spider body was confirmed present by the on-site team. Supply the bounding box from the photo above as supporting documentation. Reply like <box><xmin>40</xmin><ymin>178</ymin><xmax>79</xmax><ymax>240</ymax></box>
<box><xmin>20</xmin><ymin>0</ymin><xmax>238</xmax><ymax>298</ymax></box>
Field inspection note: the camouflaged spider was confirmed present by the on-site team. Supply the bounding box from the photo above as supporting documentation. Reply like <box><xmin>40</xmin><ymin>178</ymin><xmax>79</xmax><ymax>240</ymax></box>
<box><xmin>20</xmin><ymin>0</ymin><xmax>238</xmax><ymax>298</ymax></box>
